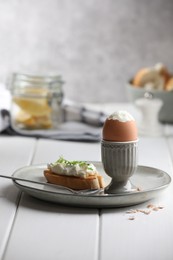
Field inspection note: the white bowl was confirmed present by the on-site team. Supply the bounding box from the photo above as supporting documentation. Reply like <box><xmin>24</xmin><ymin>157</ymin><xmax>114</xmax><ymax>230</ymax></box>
<box><xmin>127</xmin><ymin>81</ymin><xmax>173</xmax><ymax>124</ymax></box>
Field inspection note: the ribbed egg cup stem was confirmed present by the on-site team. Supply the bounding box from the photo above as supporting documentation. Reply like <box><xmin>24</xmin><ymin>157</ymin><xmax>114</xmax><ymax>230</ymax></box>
<box><xmin>101</xmin><ymin>140</ymin><xmax>138</xmax><ymax>194</ymax></box>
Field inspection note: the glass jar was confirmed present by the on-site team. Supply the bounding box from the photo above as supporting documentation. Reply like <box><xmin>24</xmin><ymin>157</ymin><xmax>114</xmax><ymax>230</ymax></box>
<box><xmin>8</xmin><ymin>73</ymin><xmax>64</xmax><ymax>131</ymax></box>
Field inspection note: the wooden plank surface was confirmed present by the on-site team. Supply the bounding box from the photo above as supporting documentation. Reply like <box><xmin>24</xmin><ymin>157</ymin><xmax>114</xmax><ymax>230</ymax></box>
<box><xmin>0</xmin><ymin>136</ymin><xmax>36</xmax><ymax>259</ymax></box>
<box><xmin>2</xmin><ymin>136</ymin><xmax>173</xmax><ymax>260</ymax></box>
<box><xmin>99</xmin><ymin>136</ymin><xmax>173</xmax><ymax>260</ymax></box>
<box><xmin>3</xmin><ymin>139</ymin><xmax>101</xmax><ymax>260</ymax></box>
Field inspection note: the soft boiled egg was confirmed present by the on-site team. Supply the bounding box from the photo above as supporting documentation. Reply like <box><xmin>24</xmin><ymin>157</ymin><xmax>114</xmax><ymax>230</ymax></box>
<box><xmin>102</xmin><ymin>110</ymin><xmax>138</xmax><ymax>142</ymax></box>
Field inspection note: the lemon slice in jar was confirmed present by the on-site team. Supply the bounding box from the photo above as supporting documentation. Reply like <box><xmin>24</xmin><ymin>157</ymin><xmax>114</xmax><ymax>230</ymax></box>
<box><xmin>15</xmin><ymin>110</ymin><xmax>36</xmax><ymax>127</ymax></box>
<box><xmin>13</xmin><ymin>88</ymin><xmax>51</xmax><ymax>116</ymax></box>
<box><xmin>15</xmin><ymin>110</ymin><xmax>52</xmax><ymax>129</ymax></box>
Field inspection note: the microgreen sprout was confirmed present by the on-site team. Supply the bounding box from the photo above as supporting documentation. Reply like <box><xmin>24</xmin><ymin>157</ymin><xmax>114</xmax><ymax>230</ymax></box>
<box><xmin>55</xmin><ymin>156</ymin><xmax>92</xmax><ymax>169</ymax></box>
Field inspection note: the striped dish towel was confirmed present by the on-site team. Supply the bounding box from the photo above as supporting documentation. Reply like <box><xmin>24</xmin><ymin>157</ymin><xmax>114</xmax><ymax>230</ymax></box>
<box><xmin>0</xmin><ymin>103</ymin><xmax>106</xmax><ymax>142</ymax></box>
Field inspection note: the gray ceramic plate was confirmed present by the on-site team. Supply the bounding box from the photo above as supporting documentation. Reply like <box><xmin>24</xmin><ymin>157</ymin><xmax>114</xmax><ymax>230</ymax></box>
<box><xmin>12</xmin><ymin>162</ymin><xmax>171</xmax><ymax>208</ymax></box>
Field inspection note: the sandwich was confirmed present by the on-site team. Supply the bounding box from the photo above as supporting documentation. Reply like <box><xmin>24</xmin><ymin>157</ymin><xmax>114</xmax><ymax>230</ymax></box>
<box><xmin>44</xmin><ymin>156</ymin><xmax>105</xmax><ymax>190</ymax></box>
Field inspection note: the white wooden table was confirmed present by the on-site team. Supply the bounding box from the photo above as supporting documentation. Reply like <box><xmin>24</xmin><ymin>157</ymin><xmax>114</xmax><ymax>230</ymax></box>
<box><xmin>1</xmin><ymin>104</ymin><xmax>173</xmax><ymax>260</ymax></box>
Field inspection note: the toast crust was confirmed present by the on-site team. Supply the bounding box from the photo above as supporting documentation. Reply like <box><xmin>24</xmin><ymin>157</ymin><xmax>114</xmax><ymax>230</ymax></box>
<box><xmin>44</xmin><ymin>169</ymin><xmax>105</xmax><ymax>190</ymax></box>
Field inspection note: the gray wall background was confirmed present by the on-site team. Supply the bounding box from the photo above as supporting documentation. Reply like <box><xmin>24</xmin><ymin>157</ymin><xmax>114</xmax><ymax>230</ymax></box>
<box><xmin>0</xmin><ymin>0</ymin><xmax>173</xmax><ymax>103</ymax></box>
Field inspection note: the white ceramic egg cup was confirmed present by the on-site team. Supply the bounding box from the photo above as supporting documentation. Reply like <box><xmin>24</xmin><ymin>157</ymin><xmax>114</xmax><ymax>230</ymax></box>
<box><xmin>101</xmin><ymin>140</ymin><xmax>138</xmax><ymax>194</ymax></box>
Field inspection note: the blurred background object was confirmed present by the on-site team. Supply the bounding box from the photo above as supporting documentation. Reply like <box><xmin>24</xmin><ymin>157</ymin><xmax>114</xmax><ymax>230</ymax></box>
<box><xmin>135</xmin><ymin>93</ymin><xmax>163</xmax><ymax>136</ymax></box>
<box><xmin>8</xmin><ymin>73</ymin><xmax>64</xmax><ymax>130</ymax></box>
<box><xmin>0</xmin><ymin>0</ymin><xmax>173</xmax><ymax>103</ymax></box>
<box><xmin>127</xmin><ymin>62</ymin><xmax>173</xmax><ymax>123</ymax></box>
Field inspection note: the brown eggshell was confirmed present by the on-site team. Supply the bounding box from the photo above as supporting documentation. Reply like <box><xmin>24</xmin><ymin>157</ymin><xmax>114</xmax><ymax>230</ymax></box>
<box><xmin>102</xmin><ymin>119</ymin><xmax>138</xmax><ymax>142</ymax></box>
<box><xmin>132</xmin><ymin>68</ymin><xmax>149</xmax><ymax>87</ymax></box>
<box><xmin>159</xmin><ymin>66</ymin><xmax>170</xmax><ymax>84</ymax></box>
<box><xmin>165</xmin><ymin>77</ymin><xmax>173</xmax><ymax>91</ymax></box>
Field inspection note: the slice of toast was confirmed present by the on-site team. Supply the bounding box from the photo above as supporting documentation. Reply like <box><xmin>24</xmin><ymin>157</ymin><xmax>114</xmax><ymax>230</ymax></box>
<box><xmin>44</xmin><ymin>169</ymin><xmax>105</xmax><ymax>190</ymax></box>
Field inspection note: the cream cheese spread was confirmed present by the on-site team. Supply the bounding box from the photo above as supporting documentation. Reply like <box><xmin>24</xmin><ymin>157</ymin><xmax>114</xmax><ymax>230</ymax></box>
<box><xmin>48</xmin><ymin>157</ymin><xmax>98</xmax><ymax>178</ymax></box>
<box><xmin>108</xmin><ymin>111</ymin><xmax>134</xmax><ymax>122</ymax></box>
